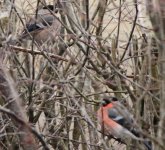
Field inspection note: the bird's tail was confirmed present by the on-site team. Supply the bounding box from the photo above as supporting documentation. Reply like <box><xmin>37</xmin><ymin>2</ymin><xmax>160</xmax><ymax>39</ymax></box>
<box><xmin>143</xmin><ymin>140</ymin><xmax>152</xmax><ymax>150</ymax></box>
<box><xmin>131</xmin><ymin>128</ymin><xmax>152</xmax><ymax>150</ymax></box>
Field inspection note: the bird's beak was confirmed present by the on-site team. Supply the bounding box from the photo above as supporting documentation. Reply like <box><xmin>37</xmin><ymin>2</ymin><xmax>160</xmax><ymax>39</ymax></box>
<box><xmin>101</xmin><ymin>100</ymin><xmax>107</xmax><ymax>106</ymax></box>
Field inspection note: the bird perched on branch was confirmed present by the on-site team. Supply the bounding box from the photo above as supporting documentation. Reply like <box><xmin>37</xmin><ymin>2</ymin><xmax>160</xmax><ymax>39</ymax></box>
<box><xmin>21</xmin><ymin>4</ymin><xmax>61</xmax><ymax>46</ymax></box>
<box><xmin>97</xmin><ymin>97</ymin><xmax>152</xmax><ymax>150</ymax></box>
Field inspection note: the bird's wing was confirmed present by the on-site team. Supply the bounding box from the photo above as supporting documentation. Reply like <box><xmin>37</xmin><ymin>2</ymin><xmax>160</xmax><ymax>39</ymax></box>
<box><xmin>25</xmin><ymin>23</ymin><xmax>43</xmax><ymax>33</ymax></box>
<box><xmin>27</xmin><ymin>15</ymin><xmax>54</xmax><ymax>30</ymax></box>
<box><xmin>107</xmin><ymin>106</ymin><xmax>134</xmax><ymax>131</ymax></box>
<box><xmin>24</xmin><ymin>9</ymin><xmax>54</xmax><ymax>33</ymax></box>
<box><xmin>107</xmin><ymin>103</ymin><xmax>141</xmax><ymax>137</ymax></box>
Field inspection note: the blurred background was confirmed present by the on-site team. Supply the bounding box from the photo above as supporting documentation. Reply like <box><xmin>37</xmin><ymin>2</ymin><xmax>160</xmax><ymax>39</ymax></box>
<box><xmin>0</xmin><ymin>0</ymin><xmax>164</xmax><ymax>150</ymax></box>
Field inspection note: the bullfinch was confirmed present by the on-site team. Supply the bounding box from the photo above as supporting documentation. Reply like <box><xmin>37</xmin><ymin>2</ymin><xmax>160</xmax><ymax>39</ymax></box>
<box><xmin>21</xmin><ymin>4</ymin><xmax>61</xmax><ymax>45</ymax></box>
<box><xmin>97</xmin><ymin>97</ymin><xmax>152</xmax><ymax>150</ymax></box>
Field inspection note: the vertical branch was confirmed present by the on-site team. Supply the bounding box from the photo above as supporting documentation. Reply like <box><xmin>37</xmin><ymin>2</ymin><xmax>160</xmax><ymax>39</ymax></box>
<box><xmin>116</xmin><ymin>0</ymin><xmax>122</xmax><ymax>48</ymax></box>
<box><xmin>74</xmin><ymin>0</ymin><xmax>90</xmax><ymax>75</ymax></box>
<box><xmin>95</xmin><ymin>0</ymin><xmax>108</xmax><ymax>67</ymax></box>
<box><xmin>119</xmin><ymin>0</ymin><xmax>138</xmax><ymax>62</ymax></box>
<box><xmin>146</xmin><ymin>0</ymin><xmax>165</xmax><ymax>148</ymax></box>
<box><xmin>0</xmin><ymin>65</ymin><xmax>37</xmax><ymax>150</ymax></box>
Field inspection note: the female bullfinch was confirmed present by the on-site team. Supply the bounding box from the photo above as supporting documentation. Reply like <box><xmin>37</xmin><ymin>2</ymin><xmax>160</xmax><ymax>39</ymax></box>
<box><xmin>97</xmin><ymin>97</ymin><xmax>152</xmax><ymax>150</ymax></box>
<box><xmin>21</xmin><ymin>5</ymin><xmax>61</xmax><ymax>45</ymax></box>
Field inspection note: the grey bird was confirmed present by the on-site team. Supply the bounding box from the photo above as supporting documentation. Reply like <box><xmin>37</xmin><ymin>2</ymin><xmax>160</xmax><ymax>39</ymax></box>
<box><xmin>21</xmin><ymin>5</ymin><xmax>61</xmax><ymax>46</ymax></box>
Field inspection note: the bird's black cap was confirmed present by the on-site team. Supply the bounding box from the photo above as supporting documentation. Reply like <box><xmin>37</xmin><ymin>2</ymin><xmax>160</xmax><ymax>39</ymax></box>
<box><xmin>42</xmin><ymin>5</ymin><xmax>58</xmax><ymax>13</ymax></box>
<box><xmin>43</xmin><ymin>5</ymin><xmax>54</xmax><ymax>10</ymax></box>
<box><xmin>101</xmin><ymin>97</ymin><xmax>118</xmax><ymax>106</ymax></box>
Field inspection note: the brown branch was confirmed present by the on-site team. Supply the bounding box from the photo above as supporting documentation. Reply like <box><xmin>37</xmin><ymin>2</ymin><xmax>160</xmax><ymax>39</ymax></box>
<box><xmin>0</xmin><ymin>106</ymin><xmax>49</xmax><ymax>150</ymax></box>
<box><xmin>119</xmin><ymin>0</ymin><xmax>138</xmax><ymax>62</ymax></box>
<box><xmin>0</xmin><ymin>66</ymin><xmax>38</xmax><ymax>149</ymax></box>
<box><xmin>146</xmin><ymin>0</ymin><xmax>165</xmax><ymax>149</ymax></box>
<box><xmin>9</xmin><ymin>45</ymin><xmax>76</xmax><ymax>64</ymax></box>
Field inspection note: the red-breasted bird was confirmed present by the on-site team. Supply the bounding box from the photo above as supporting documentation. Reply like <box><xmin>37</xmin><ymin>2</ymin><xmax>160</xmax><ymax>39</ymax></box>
<box><xmin>97</xmin><ymin>97</ymin><xmax>152</xmax><ymax>150</ymax></box>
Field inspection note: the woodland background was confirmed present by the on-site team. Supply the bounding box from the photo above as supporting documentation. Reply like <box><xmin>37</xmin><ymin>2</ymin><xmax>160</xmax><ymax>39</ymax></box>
<box><xmin>0</xmin><ymin>0</ymin><xmax>165</xmax><ymax>150</ymax></box>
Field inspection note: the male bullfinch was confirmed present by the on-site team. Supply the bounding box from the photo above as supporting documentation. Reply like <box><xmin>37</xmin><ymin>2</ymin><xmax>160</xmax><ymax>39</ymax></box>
<box><xmin>97</xmin><ymin>97</ymin><xmax>152</xmax><ymax>150</ymax></box>
<box><xmin>21</xmin><ymin>4</ymin><xmax>61</xmax><ymax>45</ymax></box>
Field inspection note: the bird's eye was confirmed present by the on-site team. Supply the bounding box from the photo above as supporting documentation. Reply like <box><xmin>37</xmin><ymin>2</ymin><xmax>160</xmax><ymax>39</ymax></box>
<box><xmin>101</xmin><ymin>101</ymin><xmax>107</xmax><ymax>106</ymax></box>
<box><xmin>102</xmin><ymin>98</ymin><xmax>111</xmax><ymax>106</ymax></box>
<box><xmin>112</xmin><ymin>97</ymin><xmax>118</xmax><ymax>101</ymax></box>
